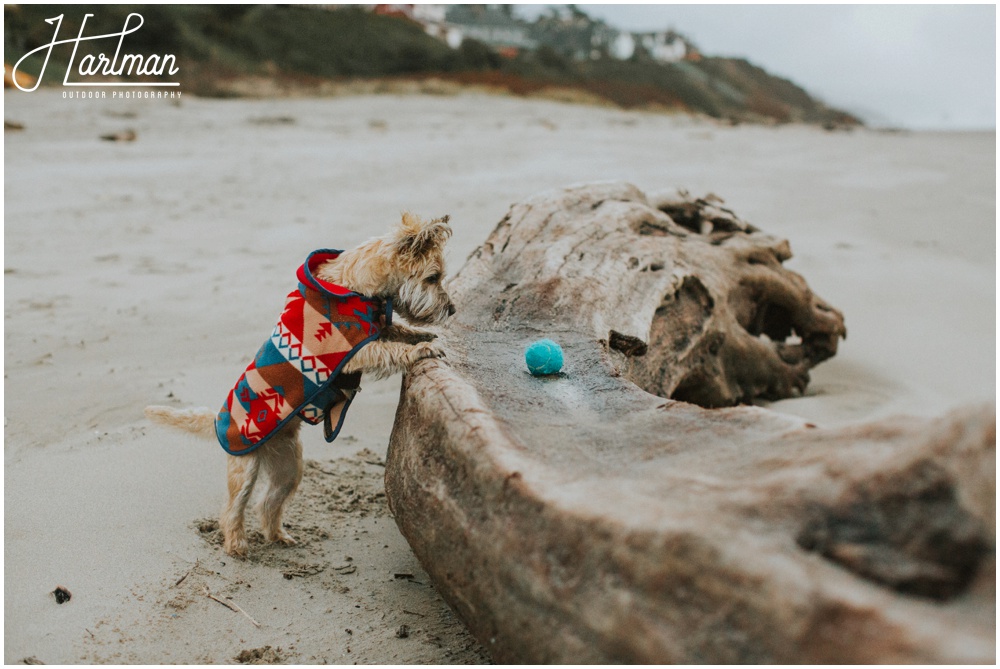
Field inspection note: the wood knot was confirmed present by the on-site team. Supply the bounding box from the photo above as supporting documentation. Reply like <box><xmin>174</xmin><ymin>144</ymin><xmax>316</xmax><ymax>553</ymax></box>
<box><xmin>608</xmin><ymin>330</ymin><xmax>648</xmax><ymax>357</ymax></box>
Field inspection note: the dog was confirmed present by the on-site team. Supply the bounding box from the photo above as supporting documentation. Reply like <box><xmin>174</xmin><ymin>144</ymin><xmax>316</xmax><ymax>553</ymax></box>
<box><xmin>146</xmin><ymin>212</ymin><xmax>454</xmax><ymax>557</ymax></box>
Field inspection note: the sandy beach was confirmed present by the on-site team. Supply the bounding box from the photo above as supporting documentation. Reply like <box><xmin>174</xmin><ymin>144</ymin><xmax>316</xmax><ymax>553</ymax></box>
<box><xmin>4</xmin><ymin>90</ymin><xmax>994</xmax><ymax>664</ymax></box>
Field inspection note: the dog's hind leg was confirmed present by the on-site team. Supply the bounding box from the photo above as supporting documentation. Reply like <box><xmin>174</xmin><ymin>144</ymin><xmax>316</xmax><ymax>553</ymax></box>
<box><xmin>257</xmin><ymin>421</ymin><xmax>303</xmax><ymax>546</ymax></box>
<box><xmin>222</xmin><ymin>454</ymin><xmax>260</xmax><ymax>557</ymax></box>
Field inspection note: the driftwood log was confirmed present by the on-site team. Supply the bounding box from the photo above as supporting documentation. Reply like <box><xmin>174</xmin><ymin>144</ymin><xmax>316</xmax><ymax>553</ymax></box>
<box><xmin>384</xmin><ymin>182</ymin><xmax>995</xmax><ymax>663</ymax></box>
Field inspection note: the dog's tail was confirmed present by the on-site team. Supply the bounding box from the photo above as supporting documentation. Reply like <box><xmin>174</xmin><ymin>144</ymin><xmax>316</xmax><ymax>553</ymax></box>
<box><xmin>145</xmin><ymin>405</ymin><xmax>217</xmax><ymax>438</ymax></box>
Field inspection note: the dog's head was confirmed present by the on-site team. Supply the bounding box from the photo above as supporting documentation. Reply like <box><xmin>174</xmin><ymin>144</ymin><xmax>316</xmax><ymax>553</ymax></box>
<box><xmin>388</xmin><ymin>213</ymin><xmax>455</xmax><ymax>326</ymax></box>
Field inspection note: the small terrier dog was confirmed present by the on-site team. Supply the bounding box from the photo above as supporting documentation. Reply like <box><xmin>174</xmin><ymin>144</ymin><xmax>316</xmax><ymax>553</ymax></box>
<box><xmin>146</xmin><ymin>213</ymin><xmax>454</xmax><ymax>557</ymax></box>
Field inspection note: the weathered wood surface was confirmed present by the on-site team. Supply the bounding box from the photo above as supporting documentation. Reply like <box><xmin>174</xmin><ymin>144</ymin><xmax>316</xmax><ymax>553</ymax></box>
<box><xmin>384</xmin><ymin>182</ymin><xmax>995</xmax><ymax>663</ymax></box>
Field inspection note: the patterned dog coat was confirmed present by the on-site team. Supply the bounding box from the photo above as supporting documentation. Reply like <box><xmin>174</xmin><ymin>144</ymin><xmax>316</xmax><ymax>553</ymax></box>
<box><xmin>216</xmin><ymin>249</ymin><xmax>391</xmax><ymax>455</ymax></box>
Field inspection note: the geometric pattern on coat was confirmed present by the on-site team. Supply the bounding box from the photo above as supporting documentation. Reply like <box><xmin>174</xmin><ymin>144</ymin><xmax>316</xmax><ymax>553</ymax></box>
<box><xmin>216</xmin><ymin>249</ymin><xmax>390</xmax><ymax>455</ymax></box>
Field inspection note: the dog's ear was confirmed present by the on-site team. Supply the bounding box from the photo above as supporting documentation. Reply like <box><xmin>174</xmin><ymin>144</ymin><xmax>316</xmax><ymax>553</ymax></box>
<box><xmin>394</xmin><ymin>213</ymin><xmax>452</xmax><ymax>259</ymax></box>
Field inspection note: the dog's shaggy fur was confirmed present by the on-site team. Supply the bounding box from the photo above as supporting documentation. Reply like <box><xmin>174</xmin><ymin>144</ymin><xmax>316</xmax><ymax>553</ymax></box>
<box><xmin>146</xmin><ymin>213</ymin><xmax>455</xmax><ymax>557</ymax></box>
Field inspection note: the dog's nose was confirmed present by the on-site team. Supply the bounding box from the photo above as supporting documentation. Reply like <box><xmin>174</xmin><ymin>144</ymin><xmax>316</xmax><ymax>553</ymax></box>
<box><xmin>447</xmin><ymin>303</ymin><xmax>456</xmax><ymax>317</ymax></box>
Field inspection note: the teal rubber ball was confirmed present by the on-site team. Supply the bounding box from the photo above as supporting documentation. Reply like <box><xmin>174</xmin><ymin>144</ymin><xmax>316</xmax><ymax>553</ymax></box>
<box><xmin>525</xmin><ymin>339</ymin><xmax>564</xmax><ymax>376</ymax></box>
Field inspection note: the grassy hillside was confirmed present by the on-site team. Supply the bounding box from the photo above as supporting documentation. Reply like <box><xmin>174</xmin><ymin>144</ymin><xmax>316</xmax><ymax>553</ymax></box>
<box><xmin>4</xmin><ymin>5</ymin><xmax>860</xmax><ymax>125</ymax></box>
<box><xmin>5</xmin><ymin>6</ymin><xmax>459</xmax><ymax>82</ymax></box>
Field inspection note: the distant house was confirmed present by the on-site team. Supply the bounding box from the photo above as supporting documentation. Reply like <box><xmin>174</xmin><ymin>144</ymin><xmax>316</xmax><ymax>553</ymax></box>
<box><xmin>364</xmin><ymin>4</ymin><xmax>698</xmax><ymax>65</ymax></box>
<box><xmin>444</xmin><ymin>5</ymin><xmax>537</xmax><ymax>55</ymax></box>
<box><xmin>637</xmin><ymin>31</ymin><xmax>688</xmax><ymax>63</ymax></box>
<box><xmin>524</xmin><ymin>7</ymin><xmax>692</xmax><ymax>63</ymax></box>
<box><xmin>368</xmin><ymin>4</ymin><xmax>535</xmax><ymax>55</ymax></box>
<box><xmin>529</xmin><ymin>6</ymin><xmax>610</xmax><ymax>60</ymax></box>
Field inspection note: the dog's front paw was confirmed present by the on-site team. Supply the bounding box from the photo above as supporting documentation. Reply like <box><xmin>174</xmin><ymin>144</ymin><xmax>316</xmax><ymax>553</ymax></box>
<box><xmin>384</xmin><ymin>324</ymin><xmax>437</xmax><ymax>344</ymax></box>
<box><xmin>410</xmin><ymin>341</ymin><xmax>446</xmax><ymax>364</ymax></box>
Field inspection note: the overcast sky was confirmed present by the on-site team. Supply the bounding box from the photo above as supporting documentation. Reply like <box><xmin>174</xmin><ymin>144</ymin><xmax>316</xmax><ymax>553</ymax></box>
<box><xmin>517</xmin><ymin>4</ymin><xmax>996</xmax><ymax>130</ymax></box>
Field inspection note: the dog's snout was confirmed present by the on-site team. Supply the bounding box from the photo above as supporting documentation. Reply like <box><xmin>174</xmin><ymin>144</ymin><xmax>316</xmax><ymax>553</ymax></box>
<box><xmin>447</xmin><ymin>303</ymin><xmax>456</xmax><ymax>317</ymax></box>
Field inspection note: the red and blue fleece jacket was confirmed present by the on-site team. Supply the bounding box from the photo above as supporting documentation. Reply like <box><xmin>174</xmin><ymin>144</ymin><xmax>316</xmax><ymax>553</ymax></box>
<box><xmin>216</xmin><ymin>249</ymin><xmax>391</xmax><ymax>455</ymax></box>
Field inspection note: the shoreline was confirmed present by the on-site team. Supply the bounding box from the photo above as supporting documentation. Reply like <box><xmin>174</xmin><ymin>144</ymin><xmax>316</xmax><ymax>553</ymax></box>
<box><xmin>9</xmin><ymin>76</ymin><xmax>856</xmax><ymax>128</ymax></box>
<box><xmin>14</xmin><ymin>82</ymin><xmax>995</xmax><ymax>135</ymax></box>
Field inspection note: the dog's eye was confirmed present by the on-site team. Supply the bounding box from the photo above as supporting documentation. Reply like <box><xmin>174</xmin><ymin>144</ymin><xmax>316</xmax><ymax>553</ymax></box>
<box><xmin>425</xmin><ymin>273</ymin><xmax>441</xmax><ymax>285</ymax></box>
